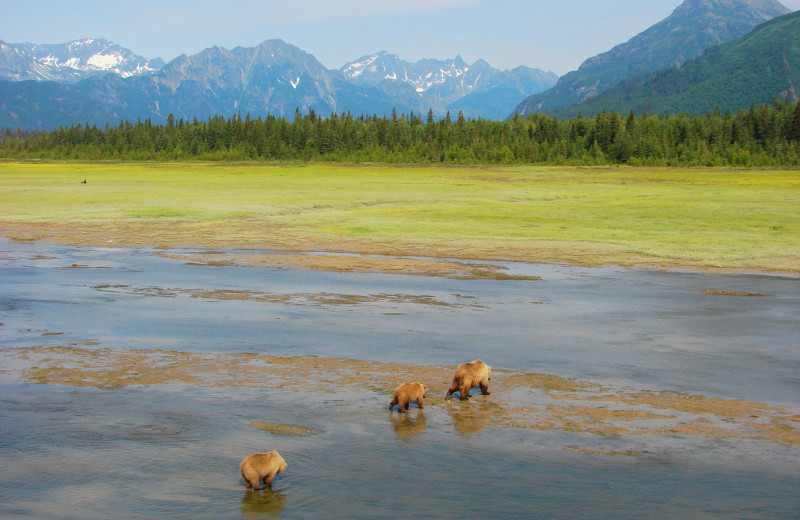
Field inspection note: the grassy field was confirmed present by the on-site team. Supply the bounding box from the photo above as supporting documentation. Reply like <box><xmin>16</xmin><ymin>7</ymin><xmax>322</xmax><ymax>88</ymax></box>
<box><xmin>0</xmin><ymin>161</ymin><xmax>798</xmax><ymax>274</ymax></box>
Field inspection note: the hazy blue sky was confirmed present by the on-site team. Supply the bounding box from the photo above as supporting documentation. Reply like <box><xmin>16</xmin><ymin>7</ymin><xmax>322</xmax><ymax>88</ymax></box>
<box><xmin>3</xmin><ymin>0</ymin><xmax>799</xmax><ymax>75</ymax></box>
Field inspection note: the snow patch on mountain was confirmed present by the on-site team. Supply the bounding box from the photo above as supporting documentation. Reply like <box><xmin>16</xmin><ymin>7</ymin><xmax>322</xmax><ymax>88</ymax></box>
<box><xmin>87</xmin><ymin>52</ymin><xmax>124</xmax><ymax>69</ymax></box>
<box><xmin>342</xmin><ymin>51</ymin><xmax>479</xmax><ymax>95</ymax></box>
<box><xmin>0</xmin><ymin>38</ymin><xmax>163</xmax><ymax>83</ymax></box>
<box><xmin>340</xmin><ymin>50</ymin><xmax>558</xmax><ymax>118</ymax></box>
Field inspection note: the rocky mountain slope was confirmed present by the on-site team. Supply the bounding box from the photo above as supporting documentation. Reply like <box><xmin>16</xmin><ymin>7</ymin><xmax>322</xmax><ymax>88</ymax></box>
<box><xmin>341</xmin><ymin>52</ymin><xmax>556</xmax><ymax>119</ymax></box>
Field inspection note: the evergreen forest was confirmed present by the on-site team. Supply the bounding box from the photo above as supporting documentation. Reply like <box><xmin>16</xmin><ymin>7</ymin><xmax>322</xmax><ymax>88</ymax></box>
<box><xmin>2</xmin><ymin>102</ymin><xmax>800</xmax><ymax>167</ymax></box>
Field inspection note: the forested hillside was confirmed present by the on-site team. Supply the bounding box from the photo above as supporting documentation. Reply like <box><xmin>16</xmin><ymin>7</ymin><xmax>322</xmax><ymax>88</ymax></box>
<box><xmin>554</xmin><ymin>10</ymin><xmax>800</xmax><ymax>118</ymax></box>
<box><xmin>2</xmin><ymin>102</ymin><xmax>799</xmax><ymax>167</ymax></box>
<box><xmin>512</xmin><ymin>0</ymin><xmax>789</xmax><ymax>116</ymax></box>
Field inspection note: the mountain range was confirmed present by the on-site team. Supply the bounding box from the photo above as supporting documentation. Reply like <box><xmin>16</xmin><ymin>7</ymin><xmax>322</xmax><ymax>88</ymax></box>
<box><xmin>512</xmin><ymin>0</ymin><xmax>791</xmax><ymax>116</ymax></box>
<box><xmin>1</xmin><ymin>0</ymin><xmax>797</xmax><ymax>131</ymax></box>
<box><xmin>0</xmin><ymin>39</ymin><xmax>555</xmax><ymax>130</ymax></box>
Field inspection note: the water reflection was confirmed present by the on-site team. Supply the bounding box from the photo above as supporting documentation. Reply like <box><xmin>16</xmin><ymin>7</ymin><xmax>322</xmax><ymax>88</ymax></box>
<box><xmin>446</xmin><ymin>398</ymin><xmax>503</xmax><ymax>436</ymax></box>
<box><xmin>390</xmin><ymin>409</ymin><xmax>427</xmax><ymax>439</ymax></box>
<box><xmin>240</xmin><ymin>488</ymin><xmax>286</xmax><ymax>519</ymax></box>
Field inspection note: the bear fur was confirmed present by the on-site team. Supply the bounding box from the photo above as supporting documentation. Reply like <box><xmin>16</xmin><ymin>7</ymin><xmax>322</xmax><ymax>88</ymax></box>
<box><xmin>240</xmin><ymin>450</ymin><xmax>287</xmax><ymax>490</ymax></box>
<box><xmin>445</xmin><ymin>359</ymin><xmax>492</xmax><ymax>402</ymax></box>
<box><xmin>389</xmin><ymin>382</ymin><xmax>427</xmax><ymax>413</ymax></box>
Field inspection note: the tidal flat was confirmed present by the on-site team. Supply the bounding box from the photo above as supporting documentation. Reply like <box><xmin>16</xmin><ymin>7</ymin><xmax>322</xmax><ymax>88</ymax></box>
<box><xmin>1</xmin><ymin>162</ymin><xmax>799</xmax><ymax>518</ymax></box>
<box><xmin>1</xmin><ymin>237</ymin><xmax>798</xmax><ymax>519</ymax></box>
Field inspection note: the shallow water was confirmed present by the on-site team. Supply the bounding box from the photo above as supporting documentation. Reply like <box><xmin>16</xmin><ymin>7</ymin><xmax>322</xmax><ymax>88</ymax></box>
<box><xmin>1</xmin><ymin>239</ymin><xmax>798</xmax><ymax>403</ymax></box>
<box><xmin>2</xmin><ymin>382</ymin><xmax>799</xmax><ymax>519</ymax></box>
<box><xmin>1</xmin><ymin>239</ymin><xmax>799</xmax><ymax>519</ymax></box>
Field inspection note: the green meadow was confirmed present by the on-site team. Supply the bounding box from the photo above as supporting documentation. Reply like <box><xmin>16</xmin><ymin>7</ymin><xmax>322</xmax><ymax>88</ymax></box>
<box><xmin>0</xmin><ymin>161</ymin><xmax>798</xmax><ymax>273</ymax></box>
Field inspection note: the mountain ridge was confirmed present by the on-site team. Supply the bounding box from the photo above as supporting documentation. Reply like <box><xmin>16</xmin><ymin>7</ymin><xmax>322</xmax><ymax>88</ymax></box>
<box><xmin>550</xmin><ymin>9</ymin><xmax>800</xmax><ymax>117</ymax></box>
<box><xmin>2</xmin><ymin>0</ymin><xmax>794</xmax><ymax>130</ymax></box>
<box><xmin>0</xmin><ymin>38</ymin><xmax>556</xmax><ymax>129</ymax></box>
<box><xmin>512</xmin><ymin>0</ymin><xmax>790</xmax><ymax>116</ymax></box>
<box><xmin>0</xmin><ymin>38</ymin><xmax>163</xmax><ymax>83</ymax></box>
<box><xmin>341</xmin><ymin>51</ymin><xmax>556</xmax><ymax>119</ymax></box>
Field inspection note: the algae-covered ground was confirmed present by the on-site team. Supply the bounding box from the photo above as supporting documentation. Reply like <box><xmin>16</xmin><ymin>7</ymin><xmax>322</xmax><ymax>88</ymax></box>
<box><xmin>1</xmin><ymin>161</ymin><xmax>798</xmax><ymax>274</ymax></box>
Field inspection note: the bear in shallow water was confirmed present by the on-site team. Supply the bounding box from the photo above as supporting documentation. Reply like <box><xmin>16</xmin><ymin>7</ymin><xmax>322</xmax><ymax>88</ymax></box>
<box><xmin>240</xmin><ymin>451</ymin><xmax>287</xmax><ymax>490</ymax></box>
<box><xmin>445</xmin><ymin>360</ymin><xmax>491</xmax><ymax>402</ymax></box>
<box><xmin>389</xmin><ymin>382</ymin><xmax>427</xmax><ymax>413</ymax></box>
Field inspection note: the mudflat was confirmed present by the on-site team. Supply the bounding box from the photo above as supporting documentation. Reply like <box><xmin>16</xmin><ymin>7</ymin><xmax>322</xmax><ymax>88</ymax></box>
<box><xmin>1</xmin><ymin>218</ymin><xmax>798</xmax><ymax>518</ymax></box>
<box><xmin>4</xmin><ymin>346</ymin><xmax>798</xmax><ymax>447</ymax></box>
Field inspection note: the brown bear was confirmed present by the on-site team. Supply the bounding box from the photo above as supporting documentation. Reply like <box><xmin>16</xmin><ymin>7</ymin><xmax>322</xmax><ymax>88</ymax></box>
<box><xmin>445</xmin><ymin>359</ymin><xmax>491</xmax><ymax>402</ymax></box>
<box><xmin>240</xmin><ymin>450</ymin><xmax>287</xmax><ymax>490</ymax></box>
<box><xmin>389</xmin><ymin>382</ymin><xmax>427</xmax><ymax>413</ymax></box>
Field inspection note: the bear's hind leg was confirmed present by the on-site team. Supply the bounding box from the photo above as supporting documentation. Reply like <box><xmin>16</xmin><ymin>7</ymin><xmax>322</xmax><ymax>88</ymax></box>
<box><xmin>242</xmin><ymin>470</ymin><xmax>255</xmax><ymax>489</ymax></box>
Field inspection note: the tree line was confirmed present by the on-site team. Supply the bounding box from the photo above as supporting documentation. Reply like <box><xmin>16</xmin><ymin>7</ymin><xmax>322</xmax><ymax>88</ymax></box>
<box><xmin>2</xmin><ymin>102</ymin><xmax>800</xmax><ymax>167</ymax></box>
<box><xmin>0</xmin><ymin>127</ymin><xmax>45</xmax><ymax>145</ymax></box>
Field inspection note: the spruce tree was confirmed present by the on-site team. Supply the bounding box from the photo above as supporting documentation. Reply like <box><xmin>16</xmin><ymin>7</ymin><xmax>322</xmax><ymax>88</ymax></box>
<box><xmin>790</xmin><ymin>102</ymin><xmax>800</xmax><ymax>142</ymax></box>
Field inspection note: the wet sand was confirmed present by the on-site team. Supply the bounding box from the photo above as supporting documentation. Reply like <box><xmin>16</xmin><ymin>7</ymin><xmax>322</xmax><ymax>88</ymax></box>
<box><xmin>158</xmin><ymin>251</ymin><xmax>542</xmax><ymax>281</ymax></box>
<box><xmin>4</xmin><ymin>346</ymin><xmax>798</xmax><ymax>448</ymax></box>
<box><xmin>92</xmin><ymin>283</ymin><xmax>488</xmax><ymax>308</ymax></box>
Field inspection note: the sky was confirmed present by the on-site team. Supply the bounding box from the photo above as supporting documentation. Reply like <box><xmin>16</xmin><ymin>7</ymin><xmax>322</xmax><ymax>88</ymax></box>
<box><xmin>3</xmin><ymin>0</ymin><xmax>800</xmax><ymax>76</ymax></box>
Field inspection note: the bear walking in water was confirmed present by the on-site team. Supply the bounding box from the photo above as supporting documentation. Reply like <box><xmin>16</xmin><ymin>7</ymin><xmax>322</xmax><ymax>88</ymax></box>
<box><xmin>240</xmin><ymin>451</ymin><xmax>287</xmax><ymax>490</ymax></box>
<box><xmin>445</xmin><ymin>360</ymin><xmax>491</xmax><ymax>402</ymax></box>
<box><xmin>389</xmin><ymin>382</ymin><xmax>427</xmax><ymax>413</ymax></box>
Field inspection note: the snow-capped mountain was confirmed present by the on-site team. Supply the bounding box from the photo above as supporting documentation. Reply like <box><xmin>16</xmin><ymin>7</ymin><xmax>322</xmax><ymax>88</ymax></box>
<box><xmin>343</xmin><ymin>52</ymin><xmax>483</xmax><ymax>95</ymax></box>
<box><xmin>137</xmin><ymin>39</ymin><xmax>398</xmax><ymax>120</ymax></box>
<box><xmin>0</xmin><ymin>38</ymin><xmax>164</xmax><ymax>82</ymax></box>
<box><xmin>0</xmin><ymin>38</ymin><xmax>557</xmax><ymax>129</ymax></box>
<box><xmin>342</xmin><ymin>51</ymin><xmax>557</xmax><ymax>118</ymax></box>
<box><xmin>0</xmin><ymin>39</ymin><xmax>404</xmax><ymax>130</ymax></box>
